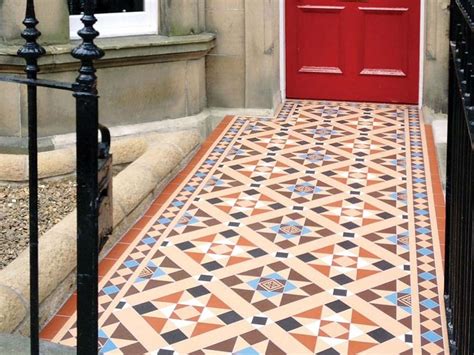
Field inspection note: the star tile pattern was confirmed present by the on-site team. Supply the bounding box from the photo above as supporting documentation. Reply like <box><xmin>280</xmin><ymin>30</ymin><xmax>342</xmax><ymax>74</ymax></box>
<box><xmin>46</xmin><ymin>101</ymin><xmax>448</xmax><ymax>354</ymax></box>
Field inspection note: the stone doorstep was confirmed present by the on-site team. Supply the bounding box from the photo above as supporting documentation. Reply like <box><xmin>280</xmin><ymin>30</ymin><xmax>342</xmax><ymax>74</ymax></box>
<box><xmin>0</xmin><ymin>128</ymin><xmax>203</xmax><ymax>335</ymax></box>
<box><xmin>432</xmin><ymin>118</ymin><xmax>448</xmax><ymax>190</ymax></box>
<box><xmin>0</xmin><ymin>334</ymin><xmax>75</xmax><ymax>355</ymax></box>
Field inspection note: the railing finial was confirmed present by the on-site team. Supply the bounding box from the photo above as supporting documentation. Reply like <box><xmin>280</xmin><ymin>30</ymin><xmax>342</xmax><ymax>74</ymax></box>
<box><xmin>17</xmin><ymin>0</ymin><xmax>46</xmax><ymax>78</ymax></box>
<box><xmin>71</xmin><ymin>0</ymin><xmax>104</xmax><ymax>92</ymax></box>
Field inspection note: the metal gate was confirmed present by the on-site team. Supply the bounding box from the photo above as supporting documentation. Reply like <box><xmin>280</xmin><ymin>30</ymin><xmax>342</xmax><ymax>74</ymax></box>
<box><xmin>446</xmin><ymin>1</ymin><xmax>474</xmax><ymax>354</ymax></box>
<box><xmin>0</xmin><ymin>0</ymin><xmax>112</xmax><ymax>354</ymax></box>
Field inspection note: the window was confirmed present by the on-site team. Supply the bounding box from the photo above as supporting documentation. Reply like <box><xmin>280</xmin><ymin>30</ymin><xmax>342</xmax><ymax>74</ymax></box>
<box><xmin>69</xmin><ymin>0</ymin><xmax>158</xmax><ymax>39</ymax></box>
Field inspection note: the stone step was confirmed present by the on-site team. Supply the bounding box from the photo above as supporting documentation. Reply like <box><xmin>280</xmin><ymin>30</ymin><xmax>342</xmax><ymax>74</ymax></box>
<box><xmin>0</xmin><ymin>334</ymin><xmax>75</xmax><ymax>354</ymax></box>
<box><xmin>432</xmin><ymin>118</ymin><xmax>447</xmax><ymax>191</ymax></box>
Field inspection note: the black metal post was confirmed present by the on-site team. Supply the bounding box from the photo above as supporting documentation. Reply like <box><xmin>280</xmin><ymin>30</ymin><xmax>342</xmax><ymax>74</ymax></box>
<box><xmin>71</xmin><ymin>0</ymin><xmax>104</xmax><ymax>353</ymax></box>
<box><xmin>17</xmin><ymin>1</ymin><xmax>45</xmax><ymax>353</ymax></box>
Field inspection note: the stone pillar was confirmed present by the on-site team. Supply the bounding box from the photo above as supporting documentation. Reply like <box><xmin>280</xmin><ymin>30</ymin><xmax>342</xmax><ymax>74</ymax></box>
<box><xmin>244</xmin><ymin>0</ymin><xmax>281</xmax><ymax>109</ymax></box>
<box><xmin>423</xmin><ymin>0</ymin><xmax>450</xmax><ymax>113</ymax></box>
<box><xmin>0</xmin><ymin>0</ymin><xmax>70</xmax><ymax>45</ymax></box>
<box><xmin>160</xmin><ymin>0</ymin><xmax>206</xmax><ymax>36</ymax></box>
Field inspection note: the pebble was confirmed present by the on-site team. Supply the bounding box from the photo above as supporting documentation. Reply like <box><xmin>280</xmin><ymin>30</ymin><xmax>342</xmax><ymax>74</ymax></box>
<box><xmin>0</xmin><ymin>178</ymin><xmax>77</xmax><ymax>270</ymax></box>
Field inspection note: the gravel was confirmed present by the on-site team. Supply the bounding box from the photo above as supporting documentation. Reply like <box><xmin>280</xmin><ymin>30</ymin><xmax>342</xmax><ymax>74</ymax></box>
<box><xmin>0</xmin><ymin>178</ymin><xmax>77</xmax><ymax>270</ymax></box>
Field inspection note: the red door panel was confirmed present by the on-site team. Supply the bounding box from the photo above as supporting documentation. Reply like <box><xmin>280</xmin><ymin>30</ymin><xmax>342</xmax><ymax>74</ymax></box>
<box><xmin>286</xmin><ymin>0</ymin><xmax>420</xmax><ymax>104</ymax></box>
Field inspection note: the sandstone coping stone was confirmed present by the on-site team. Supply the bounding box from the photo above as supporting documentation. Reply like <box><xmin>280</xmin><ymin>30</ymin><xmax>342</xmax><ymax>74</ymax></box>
<box><xmin>0</xmin><ymin>130</ymin><xmax>201</xmax><ymax>334</ymax></box>
<box><xmin>0</xmin><ymin>136</ymin><xmax>148</xmax><ymax>183</ymax></box>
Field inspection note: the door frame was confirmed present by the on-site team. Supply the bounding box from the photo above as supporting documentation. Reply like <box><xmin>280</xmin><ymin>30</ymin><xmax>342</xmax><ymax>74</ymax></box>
<box><xmin>279</xmin><ymin>0</ymin><xmax>426</xmax><ymax>106</ymax></box>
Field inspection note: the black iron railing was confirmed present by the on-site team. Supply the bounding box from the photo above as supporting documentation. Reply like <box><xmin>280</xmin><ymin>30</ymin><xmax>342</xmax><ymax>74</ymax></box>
<box><xmin>445</xmin><ymin>1</ymin><xmax>474</xmax><ymax>354</ymax></box>
<box><xmin>0</xmin><ymin>1</ymin><xmax>112</xmax><ymax>354</ymax></box>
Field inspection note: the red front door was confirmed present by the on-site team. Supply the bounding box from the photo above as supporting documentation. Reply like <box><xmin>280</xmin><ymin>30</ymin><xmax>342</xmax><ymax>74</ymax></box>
<box><xmin>286</xmin><ymin>0</ymin><xmax>420</xmax><ymax>104</ymax></box>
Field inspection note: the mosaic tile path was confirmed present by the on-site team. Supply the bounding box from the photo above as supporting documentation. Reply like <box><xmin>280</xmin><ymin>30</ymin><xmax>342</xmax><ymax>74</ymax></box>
<box><xmin>43</xmin><ymin>101</ymin><xmax>448</xmax><ymax>354</ymax></box>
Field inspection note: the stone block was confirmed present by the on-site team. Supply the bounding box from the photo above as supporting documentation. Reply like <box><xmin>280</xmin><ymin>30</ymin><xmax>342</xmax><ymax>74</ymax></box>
<box><xmin>186</xmin><ymin>58</ymin><xmax>207</xmax><ymax>115</ymax></box>
<box><xmin>0</xmin><ymin>83</ymin><xmax>21</xmax><ymax>137</ymax></box>
<box><xmin>206</xmin><ymin>55</ymin><xmax>245</xmax><ymax>108</ymax></box>
<box><xmin>206</xmin><ymin>7</ymin><xmax>245</xmax><ymax>56</ymax></box>
<box><xmin>0</xmin><ymin>0</ymin><xmax>69</xmax><ymax>45</ymax></box>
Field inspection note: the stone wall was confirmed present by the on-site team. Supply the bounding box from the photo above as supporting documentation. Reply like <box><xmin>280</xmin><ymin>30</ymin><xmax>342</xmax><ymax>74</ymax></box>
<box><xmin>0</xmin><ymin>0</ymin><xmax>215</xmax><ymax>151</ymax></box>
<box><xmin>205</xmin><ymin>0</ymin><xmax>281</xmax><ymax>110</ymax></box>
<box><xmin>423</xmin><ymin>0</ymin><xmax>450</xmax><ymax>114</ymax></box>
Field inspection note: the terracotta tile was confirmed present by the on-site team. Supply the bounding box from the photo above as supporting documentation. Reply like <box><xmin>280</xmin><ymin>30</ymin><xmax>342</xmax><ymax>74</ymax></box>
<box><xmin>98</xmin><ymin>258</ymin><xmax>116</xmax><ymax>277</ymax></box>
<box><xmin>40</xmin><ymin>315</ymin><xmax>70</xmax><ymax>341</ymax></box>
<box><xmin>120</xmin><ymin>227</ymin><xmax>142</xmax><ymax>244</ymax></box>
<box><xmin>105</xmin><ymin>242</ymin><xmax>130</xmax><ymax>260</ymax></box>
<box><xmin>133</xmin><ymin>215</ymin><xmax>152</xmax><ymax>229</ymax></box>
<box><xmin>144</xmin><ymin>202</ymin><xmax>164</xmax><ymax>217</ymax></box>
<box><xmin>57</xmin><ymin>294</ymin><xmax>77</xmax><ymax>317</ymax></box>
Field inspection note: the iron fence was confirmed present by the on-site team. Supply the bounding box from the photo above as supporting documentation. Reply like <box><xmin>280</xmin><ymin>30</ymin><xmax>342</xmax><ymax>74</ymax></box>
<box><xmin>0</xmin><ymin>0</ymin><xmax>112</xmax><ymax>354</ymax></box>
<box><xmin>446</xmin><ymin>1</ymin><xmax>474</xmax><ymax>354</ymax></box>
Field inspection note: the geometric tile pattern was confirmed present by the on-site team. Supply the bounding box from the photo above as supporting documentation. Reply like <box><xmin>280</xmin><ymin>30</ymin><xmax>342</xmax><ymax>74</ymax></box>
<box><xmin>46</xmin><ymin>101</ymin><xmax>448</xmax><ymax>354</ymax></box>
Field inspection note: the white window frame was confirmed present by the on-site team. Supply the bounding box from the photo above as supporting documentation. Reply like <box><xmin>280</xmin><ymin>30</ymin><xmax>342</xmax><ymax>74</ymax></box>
<box><xmin>69</xmin><ymin>0</ymin><xmax>158</xmax><ymax>39</ymax></box>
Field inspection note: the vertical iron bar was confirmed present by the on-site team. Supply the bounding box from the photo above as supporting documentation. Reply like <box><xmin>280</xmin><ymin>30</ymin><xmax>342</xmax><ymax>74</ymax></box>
<box><xmin>17</xmin><ymin>1</ymin><xmax>45</xmax><ymax>354</ymax></box>
<box><xmin>71</xmin><ymin>0</ymin><xmax>104</xmax><ymax>353</ymax></box>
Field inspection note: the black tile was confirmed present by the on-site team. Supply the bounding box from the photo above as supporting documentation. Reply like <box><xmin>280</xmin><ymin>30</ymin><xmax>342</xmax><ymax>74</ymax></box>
<box><xmin>346</xmin><ymin>197</ymin><xmax>362</xmax><ymax>204</ymax></box>
<box><xmin>326</xmin><ymin>300</ymin><xmax>350</xmax><ymax>313</ymax></box>
<box><xmin>377</xmin><ymin>212</ymin><xmax>394</xmax><ymax>219</ymax></box>
<box><xmin>251</xmin><ymin>183</ymin><xmax>261</xmax><ymax>188</ymax></box>
<box><xmin>276</xmin><ymin>317</ymin><xmax>302</xmax><ymax>331</ymax></box>
<box><xmin>221</xmin><ymin>230</ymin><xmax>239</xmax><ymax>238</ymax></box>
<box><xmin>188</xmin><ymin>285</ymin><xmax>210</xmax><ymax>298</ymax></box>
<box><xmin>350</xmin><ymin>191</ymin><xmax>361</xmax><ymax>195</ymax></box>
<box><xmin>373</xmin><ymin>260</ymin><xmax>394</xmax><ymax>271</ymax></box>
<box><xmin>161</xmin><ymin>329</ymin><xmax>188</xmax><ymax>344</ymax></box>
<box><xmin>116</xmin><ymin>301</ymin><xmax>126</xmax><ymax>309</ymax></box>
<box><xmin>198</xmin><ymin>274</ymin><xmax>213</xmax><ymax>282</ymax></box>
<box><xmin>157</xmin><ymin>350</ymin><xmax>174</xmax><ymax>355</ymax></box>
<box><xmin>231</xmin><ymin>212</ymin><xmax>248</xmax><ymax>220</ymax></box>
<box><xmin>285</xmin><ymin>168</ymin><xmax>299</xmax><ymax>174</ymax></box>
<box><xmin>248</xmin><ymin>248</ymin><xmax>267</xmax><ymax>258</ymax></box>
<box><xmin>251</xmin><ymin>316</ymin><xmax>268</xmax><ymax>325</ymax></box>
<box><xmin>341</xmin><ymin>221</ymin><xmax>359</xmax><ymax>230</ymax></box>
<box><xmin>338</xmin><ymin>240</ymin><xmax>357</xmax><ymax>249</ymax></box>
<box><xmin>318</xmin><ymin>349</ymin><xmax>340</xmax><ymax>355</ymax></box>
<box><xmin>349</xmin><ymin>183</ymin><xmax>364</xmax><ymax>189</ymax></box>
<box><xmin>270</xmin><ymin>203</ymin><xmax>285</xmax><ymax>210</ymax></box>
<box><xmin>276</xmin><ymin>252</ymin><xmax>289</xmax><ymax>258</ymax></box>
<box><xmin>228</xmin><ymin>222</ymin><xmax>241</xmax><ymax>227</ymax></box>
<box><xmin>253</xmin><ymin>176</ymin><xmax>266</xmax><ymax>182</ymax></box>
<box><xmin>207</xmin><ymin>198</ymin><xmax>223</xmax><ymax>204</ymax></box>
<box><xmin>293</xmin><ymin>206</ymin><xmax>305</xmax><ymax>211</ymax></box>
<box><xmin>331</xmin><ymin>274</ymin><xmax>353</xmax><ymax>285</ymax></box>
<box><xmin>306</xmin><ymin>170</ymin><xmax>316</xmax><ymax>175</ymax></box>
<box><xmin>405</xmin><ymin>334</ymin><xmax>413</xmax><ymax>343</ymax></box>
<box><xmin>333</xmin><ymin>289</ymin><xmax>347</xmax><ymax>297</ymax></box>
<box><xmin>367</xmin><ymin>328</ymin><xmax>394</xmax><ymax>343</ymax></box>
<box><xmin>218</xmin><ymin>311</ymin><xmax>243</xmax><ymax>324</ymax></box>
<box><xmin>262</xmin><ymin>157</ymin><xmax>276</xmax><ymax>163</ymax></box>
<box><xmin>298</xmin><ymin>253</ymin><xmax>317</xmax><ymax>262</ymax></box>
<box><xmin>203</xmin><ymin>261</ymin><xmax>223</xmax><ymax>272</ymax></box>
<box><xmin>176</xmin><ymin>241</ymin><xmax>195</xmax><ymax>251</ymax></box>
<box><xmin>246</xmin><ymin>189</ymin><xmax>260</xmax><ymax>196</ymax></box>
<box><xmin>133</xmin><ymin>302</ymin><xmax>157</xmax><ymax>315</ymax></box>
<box><xmin>312</xmin><ymin>207</ymin><xmax>328</xmax><ymax>213</ymax></box>
<box><xmin>343</xmin><ymin>232</ymin><xmax>355</xmax><ymax>238</ymax></box>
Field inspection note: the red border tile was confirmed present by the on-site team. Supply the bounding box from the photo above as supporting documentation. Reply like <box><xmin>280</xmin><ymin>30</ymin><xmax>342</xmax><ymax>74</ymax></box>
<box><xmin>40</xmin><ymin>315</ymin><xmax>70</xmax><ymax>341</ymax></box>
<box><xmin>424</xmin><ymin>125</ymin><xmax>446</xmax><ymax>262</ymax></box>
